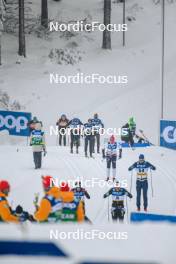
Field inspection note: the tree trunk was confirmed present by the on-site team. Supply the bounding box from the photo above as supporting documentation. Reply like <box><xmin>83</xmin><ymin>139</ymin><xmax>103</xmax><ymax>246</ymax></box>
<box><xmin>18</xmin><ymin>0</ymin><xmax>26</xmax><ymax>57</ymax></box>
<box><xmin>102</xmin><ymin>0</ymin><xmax>111</xmax><ymax>49</ymax></box>
<box><xmin>0</xmin><ymin>33</ymin><xmax>2</xmax><ymax>65</ymax></box>
<box><xmin>41</xmin><ymin>0</ymin><xmax>48</xmax><ymax>28</ymax></box>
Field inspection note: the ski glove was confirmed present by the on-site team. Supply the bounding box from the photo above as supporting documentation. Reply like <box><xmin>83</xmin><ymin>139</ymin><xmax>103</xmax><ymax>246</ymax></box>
<box><xmin>128</xmin><ymin>193</ymin><xmax>133</xmax><ymax>199</ymax></box>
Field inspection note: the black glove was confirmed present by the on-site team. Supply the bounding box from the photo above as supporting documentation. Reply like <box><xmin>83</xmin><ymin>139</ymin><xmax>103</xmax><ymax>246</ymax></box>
<box><xmin>28</xmin><ymin>214</ymin><xmax>36</xmax><ymax>222</ymax></box>
<box><xmin>129</xmin><ymin>193</ymin><xmax>133</xmax><ymax>199</ymax></box>
<box><xmin>43</xmin><ymin>147</ymin><xmax>47</xmax><ymax>156</ymax></box>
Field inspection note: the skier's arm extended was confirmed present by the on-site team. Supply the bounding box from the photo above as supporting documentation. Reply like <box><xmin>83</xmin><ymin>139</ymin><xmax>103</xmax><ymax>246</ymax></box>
<box><xmin>103</xmin><ymin>189</ymin><xmax>112</xmax><ymax>198</ymax></box>
<box><xmin>146</xmin><ymin>162</ymin><xmax>156</xmax><ymax>170</ymax></box>
<box><xmin>34</xmin><ymin>198</ymin><xmax>51</xmax><ymax>222</ymax></box>
<box><xmin>124</xmin><ymin>189</ymin><xmax>133</xmax><ymax>199</ymax></box>
<box><xmin>84</xmin><ymin>190</ymin><xmax>90</xmax><ymax>199</ymax></box>
<box><xmin>42</xmin><ymin>134</ymin><xmax>47</xmax><ymax>155</ymax></box>
<box><xmin>77</xmin><ymin>201</ymin><xmax>85</xmax><ymax>222</ymax></box>
<box><xmin>100</xmin><ymin>120</ymin><xmax>104</xmax><ymax>128</ymax></box>
<box><xmin>29</xmin><ymin>135</ymin><xmax>33</xmax><ymax>146</ymax></box>
<box><xmin>0</xmin><ymin>201</ymin><xmax>18</xmax><ymax>222</ymax></box>
<box><xmin>128</xmin><ymin>162</ymin><xmax>137</xmax><ymax>171</ymax></box>
<box><xmin>79</xmin><ymin>120</ymin><xmax>84</xmax><ymax>126</ymax></box>
<box><xmin>119</xmin><ymin>148</ymin><xmax>122</xmax><ymax>159</ymax></box>
<box><xmin>66</xmin><ymin>120</ymin><xmax>71</xmax><ymax>128</ymax></box>
<box><xmin>102</xmin><ymin>148</ymin><xmax>106</xmax><ymax>159</ymax></box>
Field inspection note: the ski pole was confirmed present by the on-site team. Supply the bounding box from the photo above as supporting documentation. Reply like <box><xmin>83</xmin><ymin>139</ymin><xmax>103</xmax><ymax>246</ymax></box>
<box><xmin>108</xmin><ymin>196</ymin><xmax>110</xmax><ymax>222</ymax></box>
<box><xmin>150</xmin><ymin>170</ymin><xmax>154</xmax><ymax>198</ymax></box>
<box><xmin>139</xmin><ymin>129</ymin><xmax>154</xmax><ymax>146</ymax></box>
<box><xmin>10</xmin><ymin>200</ymin><xmax>14</xmax><ymax>210</ymax></box>
<box><xmin>56</xmin><ymin>134</ymin><xmax>59</xmax><ymax>146</ymax></box>
<box><xmin>33</xmin><ymin>193</ymin><xmax>40</xmax><ymax>211</ymax></box>
<box><xmin>130</xmin><ymin>170</ymin><xmax>133</xmax><ymax>194</ymax></box>
<box><xmin>93</xmin><ymin>199</ymin><xmax>106</xmax><ymax>223</ymax></box>
<box><xmin>125</xmin><ymin>195</ymin><xmax>129</xmax><ymax>223</ymax></box>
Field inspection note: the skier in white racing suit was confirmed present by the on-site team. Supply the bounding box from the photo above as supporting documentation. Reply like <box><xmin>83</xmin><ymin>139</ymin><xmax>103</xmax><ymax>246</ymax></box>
<box><xmin>102</xmin><ymin>135</ymin><xmax>122</xmax><ymax>181</ymax></box>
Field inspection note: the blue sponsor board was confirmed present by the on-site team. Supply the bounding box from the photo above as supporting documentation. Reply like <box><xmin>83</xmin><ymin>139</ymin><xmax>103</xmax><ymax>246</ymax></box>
<box><xmin>0</xmin><ymin>110</ymin><xmax>31</xmax><ymax>136</ymax></box>
<box><xmin>121</xmin><ymin>143</ymin><xmax>150</xmax><ymax>148</ymax></box>
<box><xmin>131</xmin><ymin>212</ymin><xmax>176</xmax><ymax>223</ymax></box>
<box><xmin>0</xmin><ymin>241</ymin><xmax>68</xmax><ymax>257</ymax></box>
<box><xmin>79</xmin><ymin>260</ymin><xmax>158</xmax><ymax>264</ymax></box>
<box><xmin>160</xmin><ymin>120</ymin><xmax>176</xmax><ymax>150</ymax></box>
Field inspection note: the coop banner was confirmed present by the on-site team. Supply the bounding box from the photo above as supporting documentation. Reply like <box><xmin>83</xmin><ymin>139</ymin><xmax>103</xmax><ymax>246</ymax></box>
<box><xmin>160</xmin><ymin>120</ymin><xmax>176</xmax><ymax>150</ymax></box>
<box><xmin>0</xmin><ymin>110</ymin><xmax>31</xmax><ymax>136</ymax></box>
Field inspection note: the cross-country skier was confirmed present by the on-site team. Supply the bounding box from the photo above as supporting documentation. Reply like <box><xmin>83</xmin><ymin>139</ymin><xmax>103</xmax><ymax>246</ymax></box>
<box><xmin>128</xmin><ymin>154</ymin><xmax>156</xmax><ymax>211</ymax></box>
<box><xmin>71</xmin><ymin>181</ymin><xmax>91</xmax><ymax>222</ymax></box>
<box><xmin>56</xmin><ymin>114</ymin><xmax>69</xmax><ymax>146</ymax></box>
<box><xmin>121</xmin><ymin>122</ymin><xmax>134</xmax><ymax>146</ymax></box>
<box><xmin>102</xmin><ymin>135</ymin><xmax>122</xmax><ymax>181</ymax></box>
<box><xmin>67</xmin><ymin>117</ymin><xmax>83</xmax><ymax>154</ymax></box>
<box><xmin>34</xmin><ymin>176</ymin><xmax>74</xmax><ymax>222</ymax></box>
<box><xmin>30</xmin><ymin>122</ymin><xmax>46</xmax><ymax>169</ymax></box>
<box><xmin>60</xmin><ymin>182</ymin><xmax>85</xmax><ymax>222</ymax></box>
<box><xmin>0</xmin><ymin>180</ymin><xmax>18</xmax><ymax>222</ymax></box>
<box><xmin>84</xmin><ymin>118</ymin><xmax>94</xmax><ymax>158</ymax></box>
<box><xmin>103</xmin><ymin>181</ymin><xmax>132</xmax><ymax>222</ymax></box>
<box><xmin>135</xmin><ymin>132</ymin><xmax>146</xmax><ymax>144</ymax></box>
<box><xmin>72</xmin><ymin>181</ymin><xmax>90</xmax><ymax>203</ymax></box>
<box><xmin>13</xmin><ymin>205</ymin><xmax>35</xmax><ymax>222</ymax></box>
<box><xmin>128</xmin><ymin>117</ymin><xmax>136</xmax><ymax>136</ymax></box>
<box><xmin>27</xmin><ymin>116</ymin><xmax>43</xmax><ymax>135</ymax></box>
<box><xmin>91</xmin><ymin>113</ymin><xmax>104</xmax><ymax>154</ymax></box>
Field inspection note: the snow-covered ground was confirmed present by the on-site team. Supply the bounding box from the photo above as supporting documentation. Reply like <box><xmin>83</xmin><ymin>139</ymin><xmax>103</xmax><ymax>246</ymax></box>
<box><xmin>1</xmin><ymin>0</ymin><xmax>176</xmax><ymax>145</ymax></box>
<box><xmin>0</xmin><ymin>223</ymin><xmax>176</xmax><ymax>264</ymax></box>
<box><xmin>0</xmin><ymin>0</ymin><xmax>176</xmax><ymax>263</ymax></box>
<box><xmin>0</xmin><ymin>144</ymin><xmax>176</xmax><ymax>264</ymax></box>
<box><xmin>1</xmin><ymin>145</ymin><xmax>176</xmax><ymax>221</ymax></box>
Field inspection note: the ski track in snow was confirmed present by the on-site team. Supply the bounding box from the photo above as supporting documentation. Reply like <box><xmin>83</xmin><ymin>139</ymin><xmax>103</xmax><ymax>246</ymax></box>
<box><xmin>51</xmin><ymin>147</ymin><xmax>176</xmax><ymax>220</ymax></box>
<box><xmin>1</xmin><ymin>145</ymin><xmax>176</xmax><ymax>221</ymax></box>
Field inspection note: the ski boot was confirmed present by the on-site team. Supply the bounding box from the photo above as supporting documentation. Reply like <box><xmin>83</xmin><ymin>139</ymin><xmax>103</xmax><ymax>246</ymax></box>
<box><xmin>70</xmin><ymin>149</ymin><xmax>73</xmax><ymax>154</ymax></box>
<box><xmin>76</xmin><ymin>148</ymin><xmax>79</xmax><ymax>154</ymax></box>
<box><xmin>90</xmin><ymin>153</ymin><xmax>94</xmax><ymax>159</ymax></box>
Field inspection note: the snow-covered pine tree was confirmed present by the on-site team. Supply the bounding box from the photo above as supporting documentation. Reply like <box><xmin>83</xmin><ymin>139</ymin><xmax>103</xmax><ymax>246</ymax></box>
<box><xmin>0</xmin><ymin>0</ymin><xmax>6</xmax><ymax>65</ymax></box>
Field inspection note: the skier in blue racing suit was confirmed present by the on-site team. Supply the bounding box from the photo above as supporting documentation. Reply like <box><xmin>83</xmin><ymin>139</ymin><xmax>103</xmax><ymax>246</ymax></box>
<box><xmin>67</xmin><ymin>118</ymin><xmax>83</xmax><ymax>154</ymax></box>
<box><xmin>128</xmin><ymin>154</ymin><xmax>156</xmax><ymax>212</ymax></box>
<box><xmin>91</xmin><ymin>113</ymin><xmax>104</xmax><ymax>154</ymax></box>
<box><xmin>103</xmin><ymin>181</ymin><xmax>132</xmax><ymax>222</ymax></box>
<box><xmin>84</xmin><ymin>119</ymin><xmax>94</xmax><ymax>158</ymax></box>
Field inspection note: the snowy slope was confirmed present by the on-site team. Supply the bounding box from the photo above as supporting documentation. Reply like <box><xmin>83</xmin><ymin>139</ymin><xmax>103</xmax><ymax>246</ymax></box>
<box><xmin>1</xmin><ymin>145</ymin><xmax>176</xmax><ymax>221</ymax></box>
<box><xmin>0</xmin><ymin>144</ymin><xmax>176</xmax><ymax>263</ymax></box>
<box><xmin>0</xmin><ymin>0</ymin><xmax>176</xmax><ymax>263</ymax></box>
<box><xmin>1</xmin><ymin>0</ymin><xmax>176</xmax><ymax>146</ymax></box>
